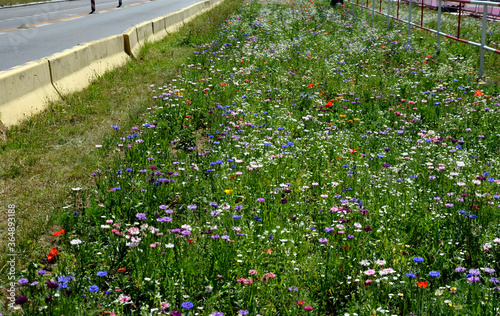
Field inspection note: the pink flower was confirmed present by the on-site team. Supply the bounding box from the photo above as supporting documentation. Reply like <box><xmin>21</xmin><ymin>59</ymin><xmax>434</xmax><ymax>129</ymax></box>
<box><xmin>364</xmin><ymin>269</ymin><xmax>376</xmax><ymax>276</ymax></box>
<box><xmin>304</xmin><ymin>306</ymin><xmax>313</xmax><ymax>311</ymax></box>
<box><xmin>243</xmin><ymin>278</ymin><xmax>253</xmax><ymax>285</ymax></box>
<box><xmin>119</xmin><ymin>295</ymin><xmax>131</xmax><ymax>302</ymax></box>
<box><xmin>365</xmin><ymin>279</ymin><xmax>373</xmax><ymax>284</ymax></box>
<box><xmin>249</xmin><ymin>270</ymin><xmax>258</xmax><ymax>275</ymax></box>
<box><xmin>150</xmin><ymin>244</ymin><xmax>157</xmax><ymax>248</ymax></box>
<box><xmin>236</xmin><ymin>278</ymin><xmax>245</xmax><ymax>283</ymax></box>
<box><xmin>265</xmin><ymin>273</ymin><xmax>276</xmax><ymax>279</ymax></box>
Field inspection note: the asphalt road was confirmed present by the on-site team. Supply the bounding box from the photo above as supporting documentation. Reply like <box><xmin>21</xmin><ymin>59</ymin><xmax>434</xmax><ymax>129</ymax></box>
<box><xmin>0</xmin><ymin>0</ymin><xmax>204</xmax><ymax>71</ymax></box>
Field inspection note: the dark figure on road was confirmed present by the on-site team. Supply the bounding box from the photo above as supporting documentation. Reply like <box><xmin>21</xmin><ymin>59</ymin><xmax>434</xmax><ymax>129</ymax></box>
<box><xmin>330</xmin><ymin>0</ymin><xmax>344</xmax><ymax>6</ymax></box>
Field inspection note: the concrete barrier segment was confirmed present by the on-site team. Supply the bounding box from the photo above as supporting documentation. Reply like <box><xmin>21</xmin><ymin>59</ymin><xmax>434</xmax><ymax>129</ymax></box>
<box><xmin>151</xmin><ymin>16</ymin><xmax>167</xmax><ymax>42</ymax></box>
<box><xmin>124</xmin><ymin>26</ymin><xmax>139</xmax><ymax>57</ymax></box>
<box><xmin>49</xmin><ymin>34</ymin><xmax>129</xmax><ymax>95</ymax></box>
<box><xmin>135</xmin><ymin>21</ymin><xmax>154</xmax><ymax>52</ymax></box>
<box><xmin>0</xmin><ymin>59</ymin><xmax>59</xmax><ymax>126</ymax></box>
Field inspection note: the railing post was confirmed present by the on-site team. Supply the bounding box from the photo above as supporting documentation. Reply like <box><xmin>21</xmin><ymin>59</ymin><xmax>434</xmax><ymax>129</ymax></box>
<box><xmin>479</xmin><ymin>4</ymin><xmax>487</xmax><ymax>78</ymax></box>
<box><xmin>372</xmin><ymin>0</ymin><xmax>375</xmax><ymax>25</ymax></box>
<box><xmin>436</xmin><ymin>0</ymin><xmax>442</xmax><ymax>54</ymax></box>
<box><xmin>397</xmin><ymin>0</ymin><xmax>400</xmax><ymax>20</ymax></box>
<box><xmin>457</xmin><ymin>3</ymin><xmax>462</xmax><ymax>39</ymax></box>
<box><xmin>90</xmin><ymin>0</ymin><xmax>95</xmax><ymax>13</ymax></box>
<box><xmin>387</xmin><ymin>0</ymin><xmax>392</xmax><ymax>28</ymax></box>
<box><xmin>408</xmin><ymin>0</ymin><xmax>412</xmax><ymax>38</ymax></box>
<box><xmin>420</xmin><ymin>0</ymin><xmax>424</xmax><ymax>27</ymax></box>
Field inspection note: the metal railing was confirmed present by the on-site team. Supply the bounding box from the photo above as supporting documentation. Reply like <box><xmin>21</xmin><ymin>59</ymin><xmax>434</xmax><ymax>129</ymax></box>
<box><xmin>345</xmin><ymin>0</ymin><xmax>500</xmax><ymax>78</ymax></box>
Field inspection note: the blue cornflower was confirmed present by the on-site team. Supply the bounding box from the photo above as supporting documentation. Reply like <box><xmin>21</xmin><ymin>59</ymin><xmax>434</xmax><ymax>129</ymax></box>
<box><xmin>89</xmin><ymin>285</ymin><xmax>99</xmax><ymax>292</ymax></box>
<box><xmin>406</xmin><ymin>273</ymin><xmax>416</xmax><ymax>279</ymax></box>
<box><xmin>253</xmin><ymin>216</ymin><xmax>262</xmax><ymax>221</ymax></box>
<box><xmin>96</xmin><ymin>271</ymin><xmax>108</xmax><ymax>277</ymax></box>
<box><xmin>413</xmin><ymin>257</ymin><xmax>424</xmax><ymax>263</ymax></box>
<box><xmin>429</xmin><ymin>271</ymin><xmax>441</xmax><ymax>278</ymax></box>
<box><xmin>232</xmin><ymin>215</ymin><xmax>242</xmax><ymax>219</ymax></box>
<box><xmin>181</xmin><ymin>302</ymin><xmax>194</xmax><ymax>310</ymax></box>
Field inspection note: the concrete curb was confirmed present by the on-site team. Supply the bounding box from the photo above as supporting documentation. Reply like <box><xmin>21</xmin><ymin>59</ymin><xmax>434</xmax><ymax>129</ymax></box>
<box><xmin>0</xmin><ymin>0</ymin><xmax>225</xmax><ymax>126</ymax></box>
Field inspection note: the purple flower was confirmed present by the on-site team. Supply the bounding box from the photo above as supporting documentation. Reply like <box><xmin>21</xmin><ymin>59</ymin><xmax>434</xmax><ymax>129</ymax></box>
<box><xmin>455</xmin><ymin>266</ymin><xmax>466</xmax><ymax>273</ymax></box>
<box><xmin>17</xmin><ymin>278</ymin><xmax>29</xmax><ymax>285</ymax></box>
<box><xmin>469</xmin><ymin>269</ymin><xmax>480</xmax><ymax>276</ymax></box>
<box><xmin>157</xmin><ymin>216</ymin><xmax>172</xmax><ymax>223</ymax></box>
<box><xmin>181</xmin><ymin>230</ymin><xmax>191</xmax><ymax>236</ymax></box>
<box><xmin>212</xmin><ymin>312</ymin><xmax>224</xmax><ymax>316</ymax></box>
<box><xmin>347</xmin><ymin>235</ymin><xmax>354</xmax><ymax>239</ymax></box>
<box><xmin>211</xmin><ymin>235</ymin><xmax>220</xmax><ymax>239</ymax></box>
<box><xmin>484</xmin><ymin>268</ymin><xmax>495</xmax><ymax>274</ymax></box>
<box><xmin>38</xmin><ymin>270</ymin><xmax>47</xmax><ymax>275</ymax></box>
<box><xmin>136</xmin><ymin>213</ymin><xmax>147</xmax><ymax>221</ymax></box>
<box><xmin>490</xmin><ymin>277</ymin><xmax>499</xmax><ymax>284</ymax></box>
<box><xmin>170</xmin><ymin>311</ymin><xmax>182</xmax><ymax>316</ymax></box>
<box><xmin>318</xmin><ymin>238</ymin><xmax>328</xmax><ymax>244</ymax></box>
<box><xmin>238</xmin><ymin>310</ymin><xmax>249</xmax><ymax>316</ymax></box>
<box><xmin>15</xmin><ymin>296</ymin><xmax>28</xmax><ymax>305</ymax></box>
<box><xmin>187</xmin><ymin>204</ymin><xmax>197</xmax><ymax>210</ymax></box>
<box><xmin>467</xmin><ymin>276</ymin><xmax>480</xmax><ymax>283</ymax></box>
<box><xmin>46</xmin><ymin>281</ymin><xmax>59</xmax><ymax>289</ymax></box>
<box><xmin>363</xmin><ymin>226</ymin><xmax>372</xmax><ymax>232</ymax></box>
<box><xmin>257</xmin><ymin>198</ymin><xmax>265</xmax><ymax>203</ymax></box>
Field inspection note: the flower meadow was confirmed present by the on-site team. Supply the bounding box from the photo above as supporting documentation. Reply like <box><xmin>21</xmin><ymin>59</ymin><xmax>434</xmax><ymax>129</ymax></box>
<box><xmin>9</xmin><ymin>0</ymin><xmax>500</xmax><ymax>315</ymax></box>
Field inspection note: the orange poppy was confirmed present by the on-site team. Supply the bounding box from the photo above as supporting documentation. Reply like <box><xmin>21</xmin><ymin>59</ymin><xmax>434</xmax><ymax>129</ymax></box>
<box><xmin>52</xmin><ymin>229</ymin><xmax>65</xmax><ymax>237</ymax></box>
<box><xmin>474</xmin><ymin>90</ymin><xmax>484</xmax><ymax>97</ymax></box>
<box><xmin>47</xmin><ymin>247</ymin><xmax>58</xmax><ymax>262</ymax></box>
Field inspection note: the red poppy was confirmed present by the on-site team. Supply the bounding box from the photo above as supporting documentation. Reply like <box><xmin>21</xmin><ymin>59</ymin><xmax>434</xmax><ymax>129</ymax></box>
<box><xmin>188</xmin><ymin>238</ymin><xmax>194</xmax><ymax>243</ymax></box>
<box><xmin>474</xmin><ymin>90</ymin><xmax>484</xmax><ymax>97</ymax></box>
<box><xmin>417</xmin><ymin>281</ymin><xmax>428</xmax><ymax>289</ymax></box>
<box><xmin>297</xmin><ymin>301</ymin><xmax>305</xmax><ymax>305</ymax></box>
<box><xmin>307</xmin><ymin>83</ymin><xmax>314</xmax><ymax>88</ymax></box>
<box><xmin>325</xmin><ymin>101</ymin><xmax>333</xmax><ymax>108</ymax></box>
<box><xmin>267</xmin><ymin>249</ymin><xmax>273</xmax><ymax>253</ymax></box>
<box><xmin>117</xmin><ymin>268</ymin><xmax>126</xmax><ymax>273</ymax></box>
<box><xmin>47</xmin><ymin>247</ymin><xmax>58</xmax><ymax>262</ymax></box>
<box><xmin>52</xmin><ymin>229</ymin><xmax>65</xmax><ymax>237</ymax></box>
<box><xmin>186</xmin><ymin>100</ymin><xmax>192</xmax><ymax>105</ymax></box>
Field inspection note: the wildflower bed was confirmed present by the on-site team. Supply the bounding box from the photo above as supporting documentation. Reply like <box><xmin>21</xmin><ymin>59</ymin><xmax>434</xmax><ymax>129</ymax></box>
<box><xmin>11</xmin><ymin>0</ymin><xmax>500</xmax><ymax>315</ymax></box>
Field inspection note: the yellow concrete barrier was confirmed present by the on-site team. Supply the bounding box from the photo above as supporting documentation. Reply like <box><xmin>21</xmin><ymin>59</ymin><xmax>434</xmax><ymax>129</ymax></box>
<box><xmin>0</xmin><ymin>60</ymin><xmax>59</xmax><ymax>126</ymax></box>
<box><xmin>123</xmin><ymin>26</ymin><xmax>139</xmax><ymax>58</ymax></box>
<box><xmin>49</xmin><ymin>34</ymin><xmax>129</xmax><ymax>95</ymax></box>
<box><xmin>151</xmin><ymin>16</ymin><xmax>167</xmax><ymax>42</ymax></box>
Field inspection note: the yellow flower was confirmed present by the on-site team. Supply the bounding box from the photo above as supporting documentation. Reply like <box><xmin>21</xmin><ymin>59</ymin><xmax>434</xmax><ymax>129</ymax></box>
<box><xmin>339</xmin><ymin>114</ymin><xmax>346</xmax><ymax>118</ymax></box>
<box><xmin>224</xmin><ymin>190</ymin><xmax>233</xmax><ymax>194</ymax></box>
<box><xmin>353</xmin><ymin>118</ymin><xmax>361</xmax><ymax>121</ymax></box>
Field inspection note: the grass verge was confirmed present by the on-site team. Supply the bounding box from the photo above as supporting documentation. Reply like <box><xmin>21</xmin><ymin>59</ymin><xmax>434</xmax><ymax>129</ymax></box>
<box><xmin>0</xmin><ymin>0</ymin><xmax>242</xmax><ymax>306</ymax></box>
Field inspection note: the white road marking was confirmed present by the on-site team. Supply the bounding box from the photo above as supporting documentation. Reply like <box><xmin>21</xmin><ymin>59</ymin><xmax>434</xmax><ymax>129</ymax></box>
<box><xmin>63</xmin><ymin>16</ymin><xmax>85</xmax><ymax>21</ymax></box>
